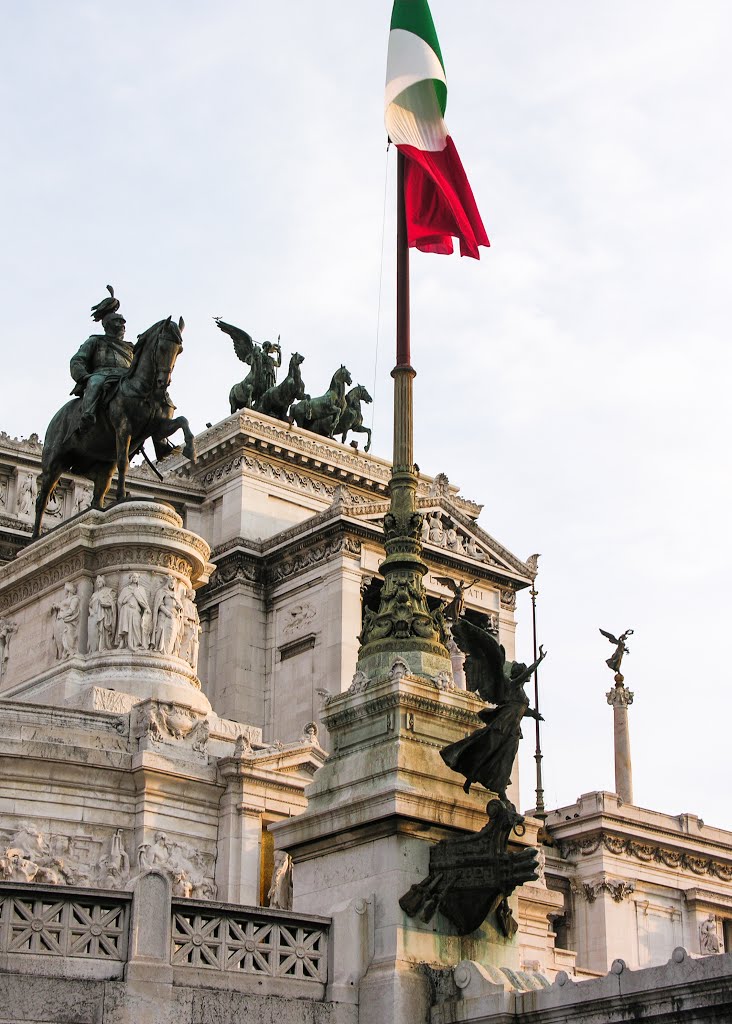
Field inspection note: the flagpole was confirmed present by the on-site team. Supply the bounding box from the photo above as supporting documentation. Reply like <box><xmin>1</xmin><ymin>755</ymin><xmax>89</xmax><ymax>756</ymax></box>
<box><xmin>354</xmin><ymin>149</ymin><xmax>451</xmax><ymax>678</ymax></box>
<box><xmin>394</xmin><ymin>150</ymin><xmax>413</xmax><ymax>471</ymax></box>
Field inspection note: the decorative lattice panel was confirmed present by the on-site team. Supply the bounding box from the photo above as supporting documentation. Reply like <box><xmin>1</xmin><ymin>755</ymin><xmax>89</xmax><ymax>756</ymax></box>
<box><xmin>171</xmin><ymin>905</ymin><xmax>327</xmax><ymax>982</ymax></box>
<box><xmin>0</xmin><ymin>889</ymin><xmax>128</xmax><ymax>961</ymax></box>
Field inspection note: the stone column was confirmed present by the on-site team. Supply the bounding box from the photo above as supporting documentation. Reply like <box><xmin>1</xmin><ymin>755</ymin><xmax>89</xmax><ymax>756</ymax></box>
<box><xmin>606</xmin><ymin>678</ymin><xmax>634</xmax><ymax>804</ymax></box>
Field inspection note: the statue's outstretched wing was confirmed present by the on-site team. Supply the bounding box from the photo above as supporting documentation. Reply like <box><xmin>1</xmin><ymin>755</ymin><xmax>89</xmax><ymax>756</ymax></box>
<box><xmin>451</xmin><ymin>618</ymin><xmax>507</xmax><ymax>704</ymax></box>
<box><xmin>215</xmin><ymin>318</ymin><xmax>255</xmax><ymax>364</ymax></box>
<box><xmin>599</xmin><ymin>628</ymin><xmax>620</xmax><ymax>645</ymax></box>
<box><xmin>434</xmin><ymin>575</ymin><xmax>460</xmax><ymax>595</ymax></box>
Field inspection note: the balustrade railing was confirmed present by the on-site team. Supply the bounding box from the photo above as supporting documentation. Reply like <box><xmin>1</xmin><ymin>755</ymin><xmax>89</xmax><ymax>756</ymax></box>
<box><xmin>171</xmin><ymin>898</ymin><xmax>329</xmax><ymax>983</ymax></box>
<box><xmin>0</xmin><ymin>882</ymin><xmax>130</xmax><ymax>962</ymax></box>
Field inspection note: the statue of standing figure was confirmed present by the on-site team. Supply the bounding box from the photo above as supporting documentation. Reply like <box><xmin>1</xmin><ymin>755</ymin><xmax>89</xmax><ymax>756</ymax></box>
<box><xmin>599</xmin><ymin>628</ymin><xmax>634</xmax><ymax>679</ymax></box>
<box><xmin>117</xmin><ymin>574</ymin><xmax>151</xmax><ymax>651</ymax></box>
<box><xmin>152</xmin><ymin>576</ymin><xmax>183</xmax><ymax>656</ymax></box>
<box><xmin>51</xmin><ymin>583</ymin><xmax>80</xmax><ymax>659</ymax></box>
<box><xmin>88</xmin><ymin>575</ymin><xmax>118</xmax><ymax>653</ymax></box>
<box><xmin>179</xmin><ymin>587</ymin><xmax>201</xmax><ymax>670</ymax></box>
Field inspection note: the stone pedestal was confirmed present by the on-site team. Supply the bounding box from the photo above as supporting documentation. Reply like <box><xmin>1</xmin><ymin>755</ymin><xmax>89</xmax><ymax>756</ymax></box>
<box><xmin>0</xmin><ymin>500</ymin><xmax>214</xmax><ymax>714</ymax></box>
<box><xmin>272</xmin><ymin>662</ymin><xmax>536</xmax><ymax>1020</ymax></box>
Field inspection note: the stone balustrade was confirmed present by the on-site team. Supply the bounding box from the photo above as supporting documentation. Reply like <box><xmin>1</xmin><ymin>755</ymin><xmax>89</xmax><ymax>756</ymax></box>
<box><xmin>0</xmin><ymin>876</ymin><xmax>329</xmax><ymax>996</ymax></box>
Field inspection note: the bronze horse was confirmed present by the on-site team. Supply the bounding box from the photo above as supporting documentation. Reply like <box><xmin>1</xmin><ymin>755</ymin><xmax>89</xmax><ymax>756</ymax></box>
<box><xmin>33</xmin><ymin>316</ymin><xmax>195</xmax><ymax>538</ymax></box>
<box><xmin>336</xmin><ymin>384</ymin><xmax>372</xmax><ymax>451</ymax></box>
<box><xmin>288</xmin><ymin>365</ymin><xmax>352</xmax><ymax>438</ymax></box>
<box><xmin>257</xmin><ymin>352</ymin><xmax>307</xmax><ymax>421</ymax></box>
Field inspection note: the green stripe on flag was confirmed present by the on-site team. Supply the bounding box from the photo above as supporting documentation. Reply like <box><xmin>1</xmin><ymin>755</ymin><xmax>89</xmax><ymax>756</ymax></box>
<box><xmin>390</xmin><ymin>0</ymin><xmax>447</xmax><ymax>114</ymax></box>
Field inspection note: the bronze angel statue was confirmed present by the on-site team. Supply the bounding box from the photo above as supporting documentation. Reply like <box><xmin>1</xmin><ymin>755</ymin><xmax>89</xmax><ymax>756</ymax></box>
<box><xmin>215</xmin><ymin>317</ymin><xmax>282</xmax><ymax>413</ymax></box>
<box><xmin>433</xmin><ymin>576</ymin><xmax>480</xmax><ymax>621</ymax></box>
<box><xmin>599</xmin><ymin>627</ymin><xmax>633</xmax><ymax>677</ymax></box>
<box><xmin>441</xmin><ymin>618</ymin><xmax>546</xmax><ymax>803</ymax></box>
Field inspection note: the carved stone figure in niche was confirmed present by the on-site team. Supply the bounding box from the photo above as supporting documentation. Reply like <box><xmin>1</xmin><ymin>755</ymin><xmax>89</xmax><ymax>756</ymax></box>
<box><xmin>152</xmin><ymin>575</ymin><xmax>184</xmax><ymax>655</ymax></box>
<box><xmin>700</xmin><ymin>914</ymin><xmax>720</xmax><ymax>954</ymax></box>
<box><xmin>73</xmin><ymin>482</ymin><xmax>93</xmax><ymax>515</ymax></box>
<box><xmin>434</xmin><ymin>576</ymin><xmax>480</xmax><ymax>622</ymax></box>
<box><xmin>465</xmin><ymin>537</ymin><xmax>486</xmax><ymax>561</ymax></box>
<box><xmin>51</xmin><ymin>583</ymin><xmax>80</xmax><ymax>659</ymax></box>
<box><xmin>428</xmin><ymin>511</ymin><xmax>445</xmax><ymax>545</ymax></box>
<box><xmin>0</xmin><ymin>475</ymin><xmax>8</xmax><ymax>509</ymax></box>
<box><xmin>88</xmin><ymin>575</ymin><xmax>118</xmax><ymax>653</ymax></box>
<box><xmin>116</xmin><ymin>573</ymin><xmax>151</xmax><ymax>651</ymax></box>
<box><xmin>0</xmin><ymin>619</ymin><xmax>19</xmax><ymax>682</ymax></box>
<box><xmin>267</xmin><ymin>850</ymin><xmax>293</xmax><ymax>910</ymax></box>
<box><xmin>179</xmin><ymin>588</ymin><xmax>201</xmax><ymax>669</ymax></box>
<box><xmin>17</xmin><ymin>472</ymin><xmax>36</xmax><ymax>519</ymax></box>
<box><xmin>441</xmin><ymin>618</ymin><xmax>546</xmax><ymax>802</ymax></box>
<box><xmin>97</xmin><ymin>829</ymin><xmax>130</xmax><ymax>888</ymax></box>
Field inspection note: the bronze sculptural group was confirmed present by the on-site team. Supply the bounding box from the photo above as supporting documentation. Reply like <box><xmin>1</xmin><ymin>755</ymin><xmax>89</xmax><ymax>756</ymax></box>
<box><xmin>33</xmin><ymin>286</ymin><xmax>196</xmax><ymax>538</ymax></box>
<box><xmin>217</xmin><ymin>316</ymin><xmax>372</xmax><ymax>446</ymax></box>
<box><xmin>400</xmin><ymin>614</ymin><xmax>546</xmax><ymax>936</ymax></box>
<box><xmin>600</xmin><ymin>626</ymin><xmax>633</xmax><ymax>680</ymax></box>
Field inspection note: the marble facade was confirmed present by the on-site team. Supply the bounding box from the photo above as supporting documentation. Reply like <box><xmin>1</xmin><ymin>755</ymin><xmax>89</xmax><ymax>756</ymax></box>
<box><xmin>0</xmin><ymin>413</ymin><xmax>731</xmax><ymax>1022</ymax></box>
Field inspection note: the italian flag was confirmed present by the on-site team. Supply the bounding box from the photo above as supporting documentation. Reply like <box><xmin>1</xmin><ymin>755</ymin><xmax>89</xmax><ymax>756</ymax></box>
<box><xmin>385</xmin><ymin>0</ymin><xmax>489</xmax><ymax>259</ymax></box>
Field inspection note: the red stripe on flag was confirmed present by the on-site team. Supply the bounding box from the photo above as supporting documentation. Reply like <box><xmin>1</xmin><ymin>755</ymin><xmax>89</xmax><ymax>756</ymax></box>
<box><xmin>398</xmin><ymin>137</ymin><xmax>489</xmax><ymax>259</ymax></box>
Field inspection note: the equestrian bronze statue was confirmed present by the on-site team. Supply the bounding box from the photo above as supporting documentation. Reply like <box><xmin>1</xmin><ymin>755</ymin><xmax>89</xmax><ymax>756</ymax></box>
<box><xmin>33</xmin><ymin>287</ymin><xmax>195</xmax><ymax>538</ymax></box>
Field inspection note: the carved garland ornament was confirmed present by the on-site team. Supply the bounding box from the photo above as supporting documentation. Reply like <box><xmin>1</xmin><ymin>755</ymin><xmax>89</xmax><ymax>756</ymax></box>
<box><xmin>557</xmin><ymin>834</ymin><xmax>732</xmax><ymax>882</ymax></box>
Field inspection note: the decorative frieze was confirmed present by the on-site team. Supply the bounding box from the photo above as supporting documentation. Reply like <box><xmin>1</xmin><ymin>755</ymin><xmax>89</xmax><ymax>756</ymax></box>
<box><xmin>557</xmin><ymin>832</ymin><xmax>732</xmax><ymax>882</ymax></box>
<box><xmin>268</xmin><ymin>535</ymin><xmax>361</xmax><ymax>586</ymax></box>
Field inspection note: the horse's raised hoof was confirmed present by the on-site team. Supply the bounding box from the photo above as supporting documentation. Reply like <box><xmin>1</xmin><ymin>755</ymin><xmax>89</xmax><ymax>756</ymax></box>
<box><xmin>183</xmin><ymin>442</ymin><xmax>196</xmax><ymax>463</ymax></box>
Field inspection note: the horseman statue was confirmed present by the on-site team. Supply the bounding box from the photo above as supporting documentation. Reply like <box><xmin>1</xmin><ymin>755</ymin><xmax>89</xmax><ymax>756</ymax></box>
<box><xmin>32</xmin><ymin>285</ymin><xmax>196</xmax><ymax>539</ymax></box>
<box><xmin>70</xmin><ymin>286</ymin><xmax>135</xmax><ymax>430</ymax></box>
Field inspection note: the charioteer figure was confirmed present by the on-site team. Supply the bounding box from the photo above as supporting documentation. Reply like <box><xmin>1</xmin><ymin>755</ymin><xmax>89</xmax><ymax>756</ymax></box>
<box><xmin>70</xmin><ymin>286</ymin><xmax>134</xmax><ymax>430</ymax></box>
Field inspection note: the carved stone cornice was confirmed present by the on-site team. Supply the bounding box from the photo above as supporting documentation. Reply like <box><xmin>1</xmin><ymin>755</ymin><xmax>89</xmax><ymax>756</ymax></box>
<box><xmin>322</xmin><ymin>688</ymin><xmax>482</xmax><ymax>734</ymax></box>
<box><xmin>556</xmin><ymin>832</ymin><xmax>732</xmax><ymax>882</ymax></box>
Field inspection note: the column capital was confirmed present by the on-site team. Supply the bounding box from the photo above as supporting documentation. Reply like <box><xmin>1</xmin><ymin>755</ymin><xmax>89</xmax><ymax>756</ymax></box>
<box><xmin>607</xmin><ymin>682</ymin><xmax>634</xmax><ymax>708</ymax></box>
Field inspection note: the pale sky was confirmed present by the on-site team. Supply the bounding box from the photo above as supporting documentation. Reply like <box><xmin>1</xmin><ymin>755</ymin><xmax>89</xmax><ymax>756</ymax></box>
<box><xmin>1</xmin><ymin>2</ymin><xmax>731</xmax><ymax>828</ymax></box>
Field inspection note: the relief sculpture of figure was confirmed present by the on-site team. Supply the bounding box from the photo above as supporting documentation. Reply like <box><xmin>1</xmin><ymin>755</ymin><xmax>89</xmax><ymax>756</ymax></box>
<box><xmin>88</xmin><ymin>575</ymin><xmax>117</xmax><ymax>653</ymax></box>
<box><xmin>441</xmin><ymin>618</ymin><xmax>546</xmax><ymax>802</ymax></box>
<box><xmin>216</xmin><ymin>317</ymin><xmax>282</xmax><ymax>413</ymax></box>
<box><xmin>50</xmin><ymin>583</ymin><xmax>80</xmax><ymax>660</ymax></box>
<box><xmin>179</xmin><ymin>587</ymin><xmax>201</xmax><ymax>670</ymax></box>
<box><xmin>152</xmin><ymin>576</ymin><xmax>183</xmax><ymax>656</ymax></box>
<box><xmin>17</xmin><ymin>473</ymin><xmax>36</xmax><ymax>519</ymax></box>
<box><xmin>267</xmin><ymin>850</ymin><xmax>293</xmax><ymax>910</ymax></box>
<box><xmin>116</xmin><ymin>573</ymin><xmax>150</xmax><ymax>651</ymax></box>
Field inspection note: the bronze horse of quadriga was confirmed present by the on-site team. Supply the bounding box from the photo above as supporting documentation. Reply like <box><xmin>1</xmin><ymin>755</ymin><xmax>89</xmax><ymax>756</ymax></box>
<box><xmin>33</xmin><ymin>316</ymin><xmax>195</xmax><ymax>538</ymax></box>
